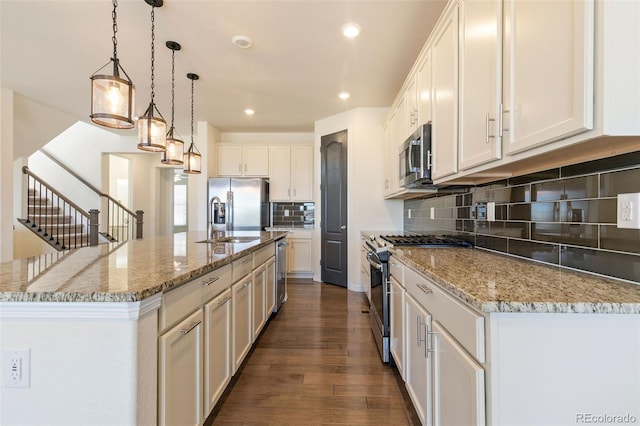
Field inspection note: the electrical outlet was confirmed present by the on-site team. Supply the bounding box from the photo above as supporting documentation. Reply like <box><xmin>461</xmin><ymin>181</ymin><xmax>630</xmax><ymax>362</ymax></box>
<box><xmin>3</xmin><ymin>348</ymin><xmax>30</xmax><ymax>388</ymax></box>
<box><xmin>430</xmin><ymin>207</ymin><xmax>435</xmax><ymax>220</ymax></box>
<box><xmin>284</xmin><ymin>209</ymin><xmax>290</xmax><ymax>217</ymax></box>
<box><xmin>487</xmin><ymin>202</ymin><xmax>496</xmax><ymax>222</ymax></box>
<box><xmin>408</xmin><ymin>209</ymin><xmax>412</xmax><ymax>219</ymax></box>
<box><xmin>617</xmin><ymin>193</ymin><xmax>640</xmax><ymax>229</ymax></box>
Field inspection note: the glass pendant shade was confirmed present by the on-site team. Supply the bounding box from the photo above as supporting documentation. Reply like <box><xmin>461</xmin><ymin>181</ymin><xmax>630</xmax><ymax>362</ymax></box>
<box><xmin>162</xmin><ymin>127</ymin><xmax>184</xmax><ymax>164</ymax></box>
<box><xmin>183</xmin><ymin>142</ymin><xmax>202</xmax><ymax>174</ymax></box>
<box><xmin>137</xmin><ymin>103</ymin><xmax>167</xmax><ymax>151</ymax></box>
<box><xmin>90</xmin><ymin>0</ymin><xmax>135</xmax><ymax>129</ymax></box>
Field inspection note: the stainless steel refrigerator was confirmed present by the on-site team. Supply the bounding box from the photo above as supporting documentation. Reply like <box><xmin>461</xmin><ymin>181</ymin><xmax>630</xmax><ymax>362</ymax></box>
<box><xmin>207</xmin><ymin>178</ymin><xmax>270</xmax><ymax>231</ymax></box>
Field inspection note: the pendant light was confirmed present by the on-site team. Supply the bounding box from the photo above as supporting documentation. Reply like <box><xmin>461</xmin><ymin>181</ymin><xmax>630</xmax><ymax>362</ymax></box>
<box><xmin>183</xmin><ymin>73</ymin><xmax>202</xmax><ymax>174</ymax></box>
<box><xmin>137</xmin><ymin>0</ymin><xmax>167</xmax><ymax>152</ymax></box>
<box><xmin>90</xmin><ymin>0</ymin><xmax>135</xmax><ymax>129</ymax></box>
<box><xmin>161</xmin><ymin>41</ymin><xmax>184</xmax><ymax>165</ymax></box>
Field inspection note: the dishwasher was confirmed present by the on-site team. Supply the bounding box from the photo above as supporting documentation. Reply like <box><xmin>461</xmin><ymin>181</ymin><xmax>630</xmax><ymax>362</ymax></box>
<box><xmin>274</xmin><ymin>239</ymin><xmax>288</xmax><ymax>312</ymax></box>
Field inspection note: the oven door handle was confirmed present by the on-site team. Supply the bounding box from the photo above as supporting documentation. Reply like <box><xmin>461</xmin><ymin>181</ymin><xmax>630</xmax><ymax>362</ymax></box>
<box><xmin>366</xmin><ymin>252</ymin><xmax>383</xmax><ymax>271</ymax></box>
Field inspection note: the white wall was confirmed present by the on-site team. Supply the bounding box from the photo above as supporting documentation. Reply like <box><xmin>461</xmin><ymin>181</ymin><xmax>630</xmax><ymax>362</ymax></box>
<box><xmin>314</xmin><ymin>108</ymin><xmax>403</xmax><ymax>292</ymax></box>
<box><xmin>221</xmin><ymin>132</ymin><xmax>313</xmax><ymax>145</ymax></box>
<box><xmin>1</xmin><ymin>88</ymin><xmax>14</xmax><ymax>261</ymax></box>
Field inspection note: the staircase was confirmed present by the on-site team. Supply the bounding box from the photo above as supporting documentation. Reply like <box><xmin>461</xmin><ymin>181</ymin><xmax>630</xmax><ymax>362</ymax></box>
<box><xmin>20</xmin><ymin>161</ymin><xmax>144</xmax><ymax>251</ymax></box>
<box><xmin>19</xmin><ymin>187</ymin><xmax>94</xmax><ymax>250</ymax></box>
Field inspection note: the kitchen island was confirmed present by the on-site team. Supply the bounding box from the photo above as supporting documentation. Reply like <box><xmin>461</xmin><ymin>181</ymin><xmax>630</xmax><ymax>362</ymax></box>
<box><xmin>389</xmin><ymin>246</ymin><xmax>640</xmax><ymax>426</ymax></box>
<box><xmin>0</xmin><ymin>231</ymin><xmax>287</xmax><ymax>426</ymax></box>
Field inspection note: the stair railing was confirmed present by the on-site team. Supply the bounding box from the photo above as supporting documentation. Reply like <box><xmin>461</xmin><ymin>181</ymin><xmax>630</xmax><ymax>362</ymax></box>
<box><xmin>22</xmin><ymin>166</ymin><xmax>97</xmax><ymax>250</ymax></box>
<box><xmin>39</xmin><ymin>149</ymin><xmax>143</xmax><ymax>242</ymax></box>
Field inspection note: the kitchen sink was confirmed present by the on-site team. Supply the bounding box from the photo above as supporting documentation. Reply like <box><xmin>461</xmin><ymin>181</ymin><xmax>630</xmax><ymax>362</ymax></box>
<box><xmin>196</xmin><ymin>236</ymin><xmax>260</xmax><ymax>244</ymax></box>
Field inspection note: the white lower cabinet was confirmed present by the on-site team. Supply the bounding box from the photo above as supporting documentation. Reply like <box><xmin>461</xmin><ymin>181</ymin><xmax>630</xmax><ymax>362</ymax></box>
<box><xmin>389</xmin><ymin>275</ymin><xmax>405</xmax><ymax>379</ymax></box>
<box><xmin>158</xmin><ymin>309</ymin><xmax>204</xmax><ymax>426</ymax></box>
<box><xmin>232</xmin><ymin>274</ymin><xmax>253</xmax><ymax>373</ymax></box>
<box><xmin>252</xmin><ymin>263</ymin><xmax>267</xmax><ymax>340</ymax></box>
<box><xmin>405</xmin><ymin>293</ymin><xmax>433</xmax><ymax>426</ymax></box>
<box><xmin>432</xmin><ymin>320</ymin><xmax>485</xmax><ymax>426</ymax></box>
<box><xmin>204</xmin><ymin>289</ymin><xmax>232</xmax><ymax>416</ymax></box>
<box><xmin>286</xmin><ymin>230</ymin><xmax>313</xmax><ymax>276</ymax></box>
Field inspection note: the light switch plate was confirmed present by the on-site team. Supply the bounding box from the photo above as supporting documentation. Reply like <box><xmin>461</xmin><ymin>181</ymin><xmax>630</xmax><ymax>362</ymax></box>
<box><xmin>617</xmin><ymin>193</ymin><xmax>640</xmax><ymax>229</ymax></box>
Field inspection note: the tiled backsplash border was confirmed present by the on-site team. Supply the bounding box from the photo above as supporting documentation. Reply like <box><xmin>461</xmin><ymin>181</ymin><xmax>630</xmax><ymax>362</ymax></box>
<box><xmin>272</xmin><ymin>202</ymin><xmax>315</xmax><ymax>228</ymax></box>
<box><xmin>404</xmin><ymin>152</ymin><xmax>640</xmax><ymax>283</ymax></box>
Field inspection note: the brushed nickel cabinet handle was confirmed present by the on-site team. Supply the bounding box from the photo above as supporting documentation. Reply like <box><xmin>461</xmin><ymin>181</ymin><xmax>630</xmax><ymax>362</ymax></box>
<box><xmin>203</xmin><ymin>276</ymin><xmax>220</xmax><ymax>286</ymax></box>
<box><xmin>180</xmin><ymin>320</ymin><xmax>201</xmax><ymax>335</ymax></box>
<box><xmin>417</xmin><ymin>284</ymin><xmax>433</xmax><ymax>294</ymax></box>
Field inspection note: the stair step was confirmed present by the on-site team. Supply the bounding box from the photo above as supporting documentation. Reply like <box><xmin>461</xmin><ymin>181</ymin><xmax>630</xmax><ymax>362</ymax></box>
<box><xmin>27</xmin><ymin>215</ymin><xmax>73</xmax><ymax>224</ymax></box>
<box><xmin>27</xmin><ymin>206</ymin><xmax>62</xmax><ymax>214</ymax></box>
<box><xmin>28</xmin><ymin>198</ymin><xmax>51</xmax><ymax>206</ymax></box>
<box><xmin>39</xmin><ymin>223</ymin><xmax>84</xmax><ymax>234</ymax></box>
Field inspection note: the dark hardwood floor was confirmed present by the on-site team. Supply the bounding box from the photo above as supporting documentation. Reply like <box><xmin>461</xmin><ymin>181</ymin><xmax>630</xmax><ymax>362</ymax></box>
<box><xmin>206</xmin><ymin>279</ymin><xmax>420</xmax><ymax>425</ymax></box>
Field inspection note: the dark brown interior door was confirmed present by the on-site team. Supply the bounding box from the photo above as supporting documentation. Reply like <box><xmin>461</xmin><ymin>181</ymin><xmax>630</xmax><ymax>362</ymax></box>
<box><xmin>320</xmin><ymin>130</ymin><xmax>348</xmax><ymax>287</ymax></box>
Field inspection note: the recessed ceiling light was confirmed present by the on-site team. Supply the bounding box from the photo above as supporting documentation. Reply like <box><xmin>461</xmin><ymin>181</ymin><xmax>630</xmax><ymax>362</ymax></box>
<box><xmin>341</xmin><ymin>23</ymin><xmax>361</xmax><ymax>38</ymax></box>
<box><xmin>244</xmin><ymin>108</ymin><xmax>255</xmax><ymax>116</ymax></box>
<box><xmin>339</xmin><ymin>92</ymin><xmax>350</xmax><ymax>100</ymax></box>
<box><xmin>232</xmin><ymin>35</ymin><xmax>252</xmax><ymax>49</ymax></box>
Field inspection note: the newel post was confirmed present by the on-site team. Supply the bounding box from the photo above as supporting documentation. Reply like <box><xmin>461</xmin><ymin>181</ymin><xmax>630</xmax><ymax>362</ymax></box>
<box><xmin>136</xmin><ymin>210</ymin><xmax>144</xmax><ymax>239</ymax></box>
<box><xmin>89</xmin><ymin>209</ymin><xmax>99</xmax><ymax>246</ymax></box>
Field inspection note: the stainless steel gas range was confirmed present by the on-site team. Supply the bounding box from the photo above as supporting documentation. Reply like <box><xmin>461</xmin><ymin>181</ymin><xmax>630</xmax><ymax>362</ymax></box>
<box><xmin>364</xmin><ymin>234</ymin><xmax>472</xmax><ymax>363</ymax></box>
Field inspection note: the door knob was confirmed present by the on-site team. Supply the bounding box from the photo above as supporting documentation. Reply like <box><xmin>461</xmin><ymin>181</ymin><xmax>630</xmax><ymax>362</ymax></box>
<box><xmin>341</xmin><ymin>225</ymin><xmax>347</xmax><ymax>230</ymax></box>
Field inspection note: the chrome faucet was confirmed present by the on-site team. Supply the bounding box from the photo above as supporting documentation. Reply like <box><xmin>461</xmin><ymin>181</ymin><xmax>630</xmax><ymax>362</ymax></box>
<box><xmin>209</xmin><ymin>196</ymin><xmax>223</xmax><ymax>238</ymax></box>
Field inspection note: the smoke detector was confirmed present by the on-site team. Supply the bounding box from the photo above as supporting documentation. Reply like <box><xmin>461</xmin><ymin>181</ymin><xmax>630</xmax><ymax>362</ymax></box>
<box><xmin>232</xmin><ymin>35</ymin><xmax>253</xmax><ymax>49</ymax></box>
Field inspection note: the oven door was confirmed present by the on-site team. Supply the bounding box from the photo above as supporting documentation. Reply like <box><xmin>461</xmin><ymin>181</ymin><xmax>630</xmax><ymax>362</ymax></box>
<box><xmin>366</xmin><ymin>250</ymin><xmax>390</xmax><ymax>363</ymax></box>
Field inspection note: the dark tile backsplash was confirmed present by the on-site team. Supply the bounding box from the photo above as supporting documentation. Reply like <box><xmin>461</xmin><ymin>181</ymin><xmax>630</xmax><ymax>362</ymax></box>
<box><xmin>404</xmin><ymin>152</ymin><xmax>640</xmax><ymax>283</ymax></box>
<box><xmin>272</xmin><ymin>202</ymin><xmax>315</xmax><ymax>227</ymax></box>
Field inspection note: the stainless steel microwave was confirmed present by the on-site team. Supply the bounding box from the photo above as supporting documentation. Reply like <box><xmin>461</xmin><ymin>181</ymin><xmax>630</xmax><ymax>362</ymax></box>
<box><xmin>399</xmin><ymin>123</ymin><xmax>432</xmax><ymax>188</ymax></box>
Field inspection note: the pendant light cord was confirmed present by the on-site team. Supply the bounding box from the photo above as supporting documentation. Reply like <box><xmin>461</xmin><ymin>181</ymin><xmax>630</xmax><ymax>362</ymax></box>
<box><xmin>150</xmin><ymin>5</ymin><xmax>156</xmax><ymax>103</ymax></box>
<box><xmin>190</xmin><ymin>78</ymin><xmax>195</xmax><ymax>144</ymax></box>
<box><xmin>170</xmin><ymin>49</ymin><xmax>175</xmax><ymax>128</ymax></box>
<box><xmin>111</xmin><ymin>0</ymin><xmax>118</xmax><ymax>60</ymax></box>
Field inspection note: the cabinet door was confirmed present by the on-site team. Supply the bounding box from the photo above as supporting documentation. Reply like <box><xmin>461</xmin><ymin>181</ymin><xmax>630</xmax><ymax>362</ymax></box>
<box><xmin>502</xmin><ymin>0</ymin><xmax>594</xmax><ymax>155</ymax></box>
<box><xmin>406</xmin><ymin>75</ymin><xmax>419</xmax><ymax>134</ymax></box>
<box><xmin>291</xmin><ymin>146</ymin><xmax>313</xmax><ymax>201</ymax></box>
<box><xmin>218</xmin><ymin>146</ymin><xmax>243</xmax><ymax>176</ymax></box>
<box><xmin>269</xmin><ymin>146</ymin><xmax>292</xmax><ymax>201</ymax></box>
<box><xmin>383</xmin><ymin>109</ymin><xmax>401</xmax><ymax>196</ymax></box>
<box><xmin>159</xmin><ymin>309</ymin><xmax>204</xmax><ymax>426</ymax></box>
<box><xmin>432</xmin><ymin>4</ymin><xmax>459</xmax><ymax>180</ymax></box>
<box><xmin>458</xmin><ymin>0</ymin><xmax>502</xmax><ymax>170</ymax></box>
<box><xmin>252</xmin><ymin>264</ymin><xmax>267</xmax><ymax>340</ymax></box>
<box><xmin>243</xmin><ymin>146</ymin><xmax>270</xmax><ymax>176</ymax></box>
<box><xmin>265</xmin><ymin>257</ymin><xmax>276</xmax><ymax>314</ymax></box>
<box><xmin>232</xmin><ymin>275</ymin><xmax>253</xmax><ymax>373</ymax></box>
<box><xmin>417</xmin><ymin>50</ymin><xmax>433</xmax><ymax>126</ymax></box>
<box><xmin>432</xmin><ymin>320</ymin><xmax>485</xmax><ymax>426</ymax></box>
<box><xmin>396</xmin><ymin>92</ymin><xmax>408</xmax><ymax>142</ymax></box>
<box><xmin>390</xmin><ymin>276</ymin><xmax>405</xmax><ymax>380</ymax></box>
<box><xmin>287</xmin><ymin>237</ymin><xmax>313</xmax><ymax>273</ymax></box>
<box><xmin>405</xmin><ymin>294</ymin><xmax>433</xmax><ymax>426</ymax></box>
<box><xmin>204</xmin><ymin>289</ymin><xmax>232</xmax><ymax>415</ymax></box>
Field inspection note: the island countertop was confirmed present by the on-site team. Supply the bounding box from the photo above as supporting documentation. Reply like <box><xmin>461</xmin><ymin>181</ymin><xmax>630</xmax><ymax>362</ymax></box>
<box><xmin>392</xmin><ymin>246</ymin><xmax>640</xmax><ymax>314</ymax></box>
<box><xmin>0</xmin><ymin>231</ymin><xmax>287</xmax><ymax>303</ymax></box>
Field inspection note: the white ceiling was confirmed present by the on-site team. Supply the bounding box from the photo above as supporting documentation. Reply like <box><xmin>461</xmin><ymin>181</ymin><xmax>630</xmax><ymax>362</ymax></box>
<box><xmin>1</xmin><ymin>0</ymin><xmax>446</xmax><ymax>134</ymax></box>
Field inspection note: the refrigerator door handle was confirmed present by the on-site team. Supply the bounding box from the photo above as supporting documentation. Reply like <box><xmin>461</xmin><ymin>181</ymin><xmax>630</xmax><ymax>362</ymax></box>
<box><xmin>226</xmin><ymin>190</ymin><xmax>233</xmax><ymax>231</ymax></box>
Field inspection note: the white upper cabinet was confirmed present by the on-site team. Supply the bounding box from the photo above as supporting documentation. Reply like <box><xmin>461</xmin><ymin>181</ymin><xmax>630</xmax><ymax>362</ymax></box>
<box><xmin>383</xmin><ymin>108</ymin><xmax>401</xmax><ymax>197</ymax></box>
<box><xmin>502</xmin><ymin>0</ymin><xmax>594</xmax><ymax>155</ymax></box>
<box><xmin>405</xmin><ymin>76</ymin><xmax>420</xmax><ymax>137</ymax></box>
<box><xmin>218</xmin><ymin>145</ymin><xmax>269</xmax><ymax>177</ymax></box>
<box><xmin>269</xmin><ymin>145</ymin><xmax>313</xmax><ymax>202</ymax></box>
<box><xmin>416</xmin><ymin>50</ymin><xmax>433</xmax><ymax>127</ymax></box>
<box><xmin>458</xmin><ymin>0</ymin><xmax>502</xmax><ymax>170</ymax></box>
<box><xmin>431</xmin><ymin>2</ymin><xmax>459</xmax><ymax>180</ymax></box>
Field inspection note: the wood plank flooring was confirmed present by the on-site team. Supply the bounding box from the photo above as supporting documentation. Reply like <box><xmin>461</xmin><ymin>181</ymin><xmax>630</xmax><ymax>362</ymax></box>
<box><xmin>206</xmin><ymin>279</ymin><xmax>420</xmax><ymax>425</ymax></box>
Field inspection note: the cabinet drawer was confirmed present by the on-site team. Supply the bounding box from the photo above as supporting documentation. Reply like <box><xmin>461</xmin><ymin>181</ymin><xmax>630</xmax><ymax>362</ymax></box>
<box><xmin>254</xmin><ymin>244</ymin><xmax>275</xmax><ymax>267</ymax></box>
<box><xmin>160</xmin><ymin>279</ymin><xmax>202</xmax><ymax>332</ymax></box>
<box><xmin>404</xmin><ymin>266</ymin><xmax>485</xmax><ymax>362</ymax></box>
<box><xmin>233</xmin><ymin>255</ymin><xmax>254</xmax><ymax>282</ymax></box>
<box><xmin>201</xmin><ymin>264</ymin><xmax>232</xmax><ymax>303</ymax></box>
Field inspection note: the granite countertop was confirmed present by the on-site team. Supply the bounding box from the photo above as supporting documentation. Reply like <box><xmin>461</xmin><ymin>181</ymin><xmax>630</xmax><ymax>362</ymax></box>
<box><xmin>392</xmin><ymin>247</ymin><xmax>640</xmax><ymax>314</ymax></box>
<box><xmin>0</xmin><ymin>231</ymin><xmax>287</xmax><ymax>303</ymax></box>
